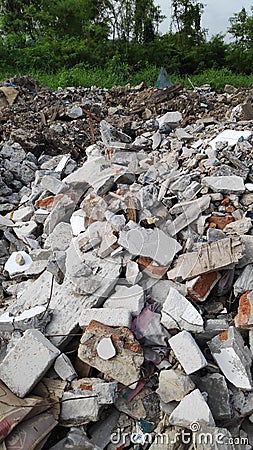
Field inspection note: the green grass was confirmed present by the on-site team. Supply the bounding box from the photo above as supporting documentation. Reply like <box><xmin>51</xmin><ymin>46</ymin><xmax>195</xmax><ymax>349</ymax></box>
<box><xmin>1</xmin><ymin>66</ymin><xmax>253</xmax><ymax>91</ymax></box>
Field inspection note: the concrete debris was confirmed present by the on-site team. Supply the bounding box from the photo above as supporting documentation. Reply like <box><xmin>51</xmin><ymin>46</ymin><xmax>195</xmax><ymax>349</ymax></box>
<box><xmin>78</xmin><ymin>320</ymin><xmax>144</xmax><ymax>388</ymax></box>
<box><xmin>79</xmin><ymin>308</ymin><xmax>132</xmax><ymax>328</ymax></box>
<box><xmin>161</xmin><ymin>287</ymin><xmax>204</xmax><ymax>333</ymax></box>
<box><xmin>1</xmin><ymin>76</ymin><xmax>253</xmax><ymax>446</ymax></box>
<box><xmin>208</xmin><ymin>326</ymin><xmax>253</xmax><ymax>390</ymax></box>
<box><xmin>0</xmin><ymin>329</ymin><xmax>60</xmax><ymax>397</ymax></box>
<box><xmin>169</xmin><ymin>389</ymin><xmax>215</xmax><ymax>429</ymax></box>
<box><xmin>157</xmin><ymin>368</ymin><xmax>195</xmax><ymax>403</ymax></box>
<box><xmin>169</xmin><ymin>330</ymin><xmax>208</xmax><ymax>374</ymax></box>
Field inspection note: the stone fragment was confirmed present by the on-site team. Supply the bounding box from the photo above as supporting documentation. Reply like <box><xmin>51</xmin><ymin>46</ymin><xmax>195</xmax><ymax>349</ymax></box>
<box><xmin>169</xmin><ymin>330</ymin><xmax>207</xmax><ymax>374</ymax></box>
<box><xmin>126</xmin><ymin>260</ymin><xmax>142</xmax><ymax>285</ymax></box>
<box><xmin>0</xmin><ymin>306</ymin><xmax>50</xmax><ymax>333</ymax></box>
<box><xmin>11</xmin><ymin>206</ymin><xmax>34</xmax><ymax>222</ymax></box>
<box><xmin>157</xmin><ymin>111</ymin><xmax>182</xmax><ymax>129</ymax></box>
<box><xmin>157</xmin><ymin>369</ymin><xmax>195</xmax><ymax>403</ymax></box>
<box><xmin>202</xmin><ymin>176</ymin><xmax>245</xmax><ymax>194</ymax></box>
<box><xmin>78</xmin><ymin>320</ymin><xmax>144</xmax><ymax>389</ymax></box>
<box><xmin>67</xmin><ymin>106</ymin><xmax>83</xmax><ymax>119</ymax></box>
<box><xmin>209</xmin><ymin>129</ymin><xmax>251</xmax><ymax>150</ymax></box>
<box><xmin>103</xmin><ymin>285</ymin><xmax>144</xmax><ymax>317</ymax></box>
<box><xmin>118</xmin><ymin>227</ymin><xmax>182</xmax><ymax>266</ymax></box>
<box><xmin>97</xmin><ymin>337</ymin><xmax>116</xmax><ymax>360</ymax></box>
<box><xmin>79</xmin><ymin>308</ymin><xmax>132</xmax><ymax>328</ymax></box>
<box><xmin>44</xmin><ymin>222</ymin><xmax>73</xmax><ymax>252</ymax></box>
<box><xmin>54</xmin><ymin>353</ymin><xmax>77</xmax><ymax>381</ymax></box>
<box><xmin>0</xmin><ymin>329</ymin><xmax>60</xmax><ymax>397</ymax></box>
<box><xmin>169</xmin><ymin>389</ymin><xmax>215</xmax><ymax>429</ymax></box>
<box><xmin>234</xmin><ymin>264</ymin><xmax>253</xmax><ymax>296</ymax></box>
<box><xmin>208</xmin><ymin>326</ymin><xmax>252</xmax><ymax>390</ymax></box>
<box><xmin>223</xmin><ymin>217</ymin><xmax>252</xmax><ymax>235</ymax></box>
<box><xmin>187</xmin><ymin>272</ymin><xmax>221</xmax><ymax>303</ymax></box>
<box><xmin>234</xmin><ymin>291</ymin><xmax>253</xmax><ymax>329</ymax></box>
<box><xmin>167</xmin><ymin>238</ymin><xmax>243</xmax><ymax>281</ymax></box>
<box><xmin>161</xmin><ymin>287</ymin><xmax>204</xmax><ymax>333</ymax></box>
<box><xmin>167</xmin><ymin>195</ymin><xmax>210</xmax><ymax>236</ymax></box>
<box><xmin>196</xmin><ymin>373</ymin><xmax>231</xmax><ymax>420</ymax></box>
<box><xmin>60</xmin><ymin>392</ymin><xmax>100</xmax><ymax>425</ymax></box>
<box><xmin>4</xmin><ymin>251</ymin><xmax>32</xmax><ymax>276</ymax></box>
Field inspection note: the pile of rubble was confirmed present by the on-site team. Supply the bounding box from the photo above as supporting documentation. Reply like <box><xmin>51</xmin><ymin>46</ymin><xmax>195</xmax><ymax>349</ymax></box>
<box><xmin>0</xmin><ymin>76</ymin><xmax>253</xmax><ymax>449</ymax></box>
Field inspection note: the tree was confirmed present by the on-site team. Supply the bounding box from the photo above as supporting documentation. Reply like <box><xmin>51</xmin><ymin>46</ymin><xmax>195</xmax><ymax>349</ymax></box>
<box><xmin>228</xmin><ymin>7</ymin><xmax>253</xmax><ymax>49</ymax></box>
<box><xmin>171</xmin><ymin>0</ymin><xmax>206</xmax><ymax>47</ymax></box>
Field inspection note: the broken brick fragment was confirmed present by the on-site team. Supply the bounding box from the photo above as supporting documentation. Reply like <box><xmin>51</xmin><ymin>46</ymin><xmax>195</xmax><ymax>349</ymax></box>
<box><xmin>208</xmin><ymin>215</ymin><xmax>235</xmax><ymax>230</ymax></box>
<box><xmin>187</xmin><ymin>271</ymin><xmax>221</xmax><ymax>303</ymax></box>
<box><xmin>234</xmin><ymin>291</ymin><xmax>253</xmax><ymax>329</ymax></box>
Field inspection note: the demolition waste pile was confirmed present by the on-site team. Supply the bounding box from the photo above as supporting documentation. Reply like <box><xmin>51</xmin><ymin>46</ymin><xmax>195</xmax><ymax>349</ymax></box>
<box><xmin>1</xmin><ymin>75</ymin><xmax>253</xmax><ymax>449</ymax></box>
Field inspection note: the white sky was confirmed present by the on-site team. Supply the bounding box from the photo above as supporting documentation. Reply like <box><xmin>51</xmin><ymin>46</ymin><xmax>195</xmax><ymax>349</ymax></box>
<box><xmin>156</xmin><ymin>0</ymin><xmax>252</xmax><ymax>40</ymax></box>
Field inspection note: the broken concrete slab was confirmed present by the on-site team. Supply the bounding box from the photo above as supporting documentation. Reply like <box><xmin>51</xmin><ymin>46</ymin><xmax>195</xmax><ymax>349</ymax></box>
<box><xmin>161</xmin><ymin>287</ymin><xmax>204</xmax><ymax>333</ymax></box>
<box><xmin>167</xmin><ymin>195</ymin><xmax>211</xmax><ymax>236</ymax></box>
<box><xmin>208</xmin><ymin>326</ymin><xmax>253</xmax><ymax>390</ymax></box>
<box><xmin>169</xmin><ymin>389</ymin><xmax>215</xmax><ymax>429</ymax></box>
<box><xmin>157</xmin><ymin>368</ymin><xmax>195</xmax><ymax>403</ymax></box>
<box><xmin>169</xmin><ymin>330</ymin><xmax>208</xmax><ymax>374</ymax></box>
<box><xmin>0</xmin><ymin>305</ymin><xmax>50</xmax><ymax>333</ymax></box>
<box><xmin>79</xmin><ymin>308</ymin><xmax>132</xmax><ymax>328</ymax></box>
<box><xmin>202</xmin><ymin>176</ymin><xmax>245</xmax><ymax>194</ymax></box>
<box><xmin>118</xmin><ymin>227</ymin><xmax>182</xmax><ymax>266</ymax></box>
<box><xmin>195</xmin><ymin>373</ymin><xmax>231</xmax><ymax>420</ymax></box>
<box><xmin>0</xmin><ymin>329</ymin><xmax>60</xmax><ymax>397</ymax></box>
<box><xmin>78</xmin><ymin>320</ymin><xmax>144</xmax><ymax>389</ymax></box>
<box><xmin>208</xmin><ymin>129</ymin><xmax>252</xmax><ymax>150</ymax></box>
<box><xmin>103</xmin><ymin>285</ymin><xmax>144</xmax><ymax>317</ymax></box>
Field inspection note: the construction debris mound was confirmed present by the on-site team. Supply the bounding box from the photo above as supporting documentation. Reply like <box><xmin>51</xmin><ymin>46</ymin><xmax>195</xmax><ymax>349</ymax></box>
<box><xmin>0</xmin><ymin>76</ymin><xmax>253</xmax><ymax>449</ymax></box>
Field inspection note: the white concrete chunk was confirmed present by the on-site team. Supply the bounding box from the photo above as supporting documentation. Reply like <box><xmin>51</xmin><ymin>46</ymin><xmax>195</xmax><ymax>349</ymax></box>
<box><xmin>4</xmin><ymin>251</ymin><xmax>32</xmax><ymax>276</ymax></box>
<box><xmin>169</xmin><ymin>389</ymin><xmax>215</xmax><ymax>429</ymax></box>
<box><xmin>0</xmin><ymin>329</ymin><xmax>60</xmax><ymax>397</ymax></box>
<box><xmin>79</xmin><ymin>308</ymin><xmax>132</xmax><ymax>328</ymax></box>
<box><xmin>208</xmin><ymin>326</ymin><xmax>252</xmax><ymax>390</ymax></box>
<box><xmin>103</xmin><ymin>285</ymin><xmax>144</xmax><ymax>316</ymax></box>
<box><xmin>209</xmin><ymin>129</ymin><xmax>251</xmax><ymax>150</ymax></box>
<box><xmin>157</xmin><ymin>369</ymin><xmax>195</xmax><ymax>403</ymax></box>
<box><xmin>161</xmin><ymin>287</ymin><xmax>204</xmax><ymax>333</ymax></box>
<box><xmin>169</xmin><ymin>330</ymin><xmax>208</xmax><ymax>374</ymax></box>
<box><xmin>126</xmin><ymin>261</ymin><xmax>142</xmax><ymax>285</ymax></box>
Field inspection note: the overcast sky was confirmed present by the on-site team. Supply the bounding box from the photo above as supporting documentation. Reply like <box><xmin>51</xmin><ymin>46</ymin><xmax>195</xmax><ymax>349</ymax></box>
<box><xmin>156</xmin><ymin>0</ymin><xmax>252</xmax><ymax>40</ymax></box>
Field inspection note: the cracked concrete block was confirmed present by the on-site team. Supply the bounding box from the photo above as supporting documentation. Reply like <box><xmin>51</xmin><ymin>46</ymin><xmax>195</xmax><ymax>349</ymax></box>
<box><xmin>0</xmin><ymin>329</ymin><xmax>60</xmax><ymax>397</ymax></box>
<box><xmin>0</xmin><ymin>305</ymin><xmax>50</xmax><ymax>333</ymax></box>
<box><xmin>126</xmin><ymin>261</ymin><xmax>142</xmax><ymax>285</ymax></box>
<box><xmin>223</xmin><ymin>217</ymin><xmax>252</xmax><ymax>235</ymax></box>
<box><xmin>72</xmin><ymin>378</ymin><xmax>118</xmax><ymax>405</ymax></box>
<box><xmin>103</xmin><ymin>285</ymin><xmax>144</xmax><ymax>317</ymax></box>
<box><xmin>167</xmin><ymin>195</ymin><xmax>211</xmax><ymax>236</ymax></box>
<box><xmin>79</xmin><ymin>308</ymin><xmax>132</xmax><ymax>328</ymax></box>
<box><xmin>157</xmin><ymin>368</ymin><xmax>195</xmax><ymax>403</ymax></box>
<box><xmin>78</xmin><ymin>320</ymin><xmax>143</xmax><ymax>389</ymax></box>
<box><xmin>60</xmin><ymin>392</ymin><xmax>101</xmax><ymax>426</ymax></box>
<box><xmin>118</xmin><ymin>227</ymin><xmax>182</xmax><ymax>266</ymax></box>
<box><xmin>208</xmin><ymin>326</ymin><xmax>253</xmax><ymax>390</ymax></box>
<box><xmin>169</xmin><ymin>330</ymin><xmax>208</xmax><ymax>374</ymax></box>
<box><xmin>161</xmin><ymin>287</ymin><xmax>203</xmax><ymax>333</ymax></box>
<box><xmin>202</xmin><ymin>176</ymin><xmax>245</xmax><ymax>194</ymax></box>
<box><xmin>54</xmin><ymin>353</ymin><xmax>77</xmax><ymax>381</ymax></box>
<box><xmin>169</xmin><ymin>389</ymin><xmax>215</xmax><ymax>429</ymax></box>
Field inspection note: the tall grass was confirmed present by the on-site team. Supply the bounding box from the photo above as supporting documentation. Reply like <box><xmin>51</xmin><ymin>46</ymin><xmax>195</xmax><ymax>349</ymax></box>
<box><xmin>1</xmin><ymin>66</ymin><xmax>253</xmax><ymax>91</ymax></box>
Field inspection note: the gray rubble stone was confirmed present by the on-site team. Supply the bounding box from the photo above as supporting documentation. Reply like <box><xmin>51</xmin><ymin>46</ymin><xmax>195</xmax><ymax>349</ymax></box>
<box><xmin>54</xmin><ymin>353</ymin><xmax>77</xmax><ymax>381</ymax></box>
<box><xmin>202</xmin><ymin>176</ymin><xmax>245</xmax><ymax>194</ymax></box>
<box><xmin>157</xmin><ymin>368</ymin><xmax>195</xmax><ymax>403</ymax></box>
<box><xmin>79</xmin><ymin>308</ymin><xmax>132</xmax><ymax>328</ymax></box>
<box><xmin>196</xmin><ymin>373</ymin><xmax>231</xmax><ymax>420</ymax></box>
<box><xmin>118</xmin><ymin>227</ymin><xmax>182</xmax><ymax>266</ymax></box>
<box><xmin>0</xmin><ymin>329</ymin><xmax>60</xmax><ymax>397</ymax></box>
<box><xmin>103</xmin><ymin>285</ymin><xmax>144</xmax><ymax>317</ymax></box>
